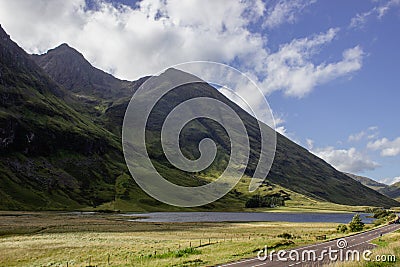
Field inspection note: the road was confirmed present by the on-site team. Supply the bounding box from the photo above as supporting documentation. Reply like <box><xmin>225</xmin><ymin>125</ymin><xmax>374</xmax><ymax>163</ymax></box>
<box><xmin>218</xmin><ymin>223</ymin><xmax>400</xmax><ymax>267</ymax></box>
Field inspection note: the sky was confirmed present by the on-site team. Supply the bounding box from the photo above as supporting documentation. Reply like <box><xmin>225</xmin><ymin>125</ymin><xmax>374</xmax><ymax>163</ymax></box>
<box><xmin>0</xmin><ymin>0</ymin><xmax>399</xmax><ymax>184</ymax></box>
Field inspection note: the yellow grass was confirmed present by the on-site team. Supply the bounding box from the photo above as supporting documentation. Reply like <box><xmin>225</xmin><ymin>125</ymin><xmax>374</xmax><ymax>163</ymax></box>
<box><xmin>0</xmin><ymin>212</ymin><xmax>344</xmax><ymax>267</ymax></box>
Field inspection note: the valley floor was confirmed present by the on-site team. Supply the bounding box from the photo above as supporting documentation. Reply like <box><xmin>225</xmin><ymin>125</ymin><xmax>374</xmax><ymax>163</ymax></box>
<box><xmin>0</xmin><ymin>211</ymin><xmax>349</xmax><ymax>267</ymax></box>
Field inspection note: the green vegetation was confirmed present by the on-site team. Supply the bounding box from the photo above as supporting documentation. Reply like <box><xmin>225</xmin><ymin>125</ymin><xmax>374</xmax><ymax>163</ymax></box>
<box><xmin>277</xmin><ymin>232</ymin><xmax>294</xmax><ymax>239</ymax></box>
<box><xmin>364</xmin><ymin>208</ymin><xmax>397</xmax><ymax>226</ymax></box>
<box><xmin>349</xmin><ymin>214</ymin><xmax>365</xmax><ymax>232</ymax></box>
<box><xmin>245</xmin><ymin>194</ymin><xmax>285</xmax><ymax>208</ymax></box>
<box><xmin>336</xmin><ymin>224</ymin><xmax>348</xmax><ymax>233</ymax></box>
<box><xmin>336</xmin><ymin>214</ymin><xmax>366</xmax><ymax>233</ymax></box>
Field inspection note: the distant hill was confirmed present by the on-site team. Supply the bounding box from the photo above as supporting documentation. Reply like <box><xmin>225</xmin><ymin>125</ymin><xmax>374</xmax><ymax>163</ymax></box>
<box><xmin>345</xmin><ymin>173</ymin><xmax>400</xmax><ymax>201</ymax></box>
<box><xmin>1</xmin><ymin>24</ymin><xmax>398</xmax><ymax>210</ymax></box>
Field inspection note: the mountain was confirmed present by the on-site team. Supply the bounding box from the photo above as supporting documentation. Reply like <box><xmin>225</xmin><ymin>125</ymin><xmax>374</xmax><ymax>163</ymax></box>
<box><xmin>344</xmin><ymin>173</ymin><xmax>389</xmax><ymax>191</ymax></box>
<box><xmin>31</xmin><ymin>44</ymin><xmax>136</xmax><ymax>100</ymax></box>
<box><xmin>31</xmin><ymin>44</ymin><xmax>148</xmax><ymax>134</ymax></box>
<box><xmin>345</xmin><ymin>173</ymin><xmax>400</xmax><ymax>201</ymax></box>
<box><xmin>1</xmin><ymin>24</ymin><xmax>398</xmax><ymax>210</ymax></box>
<box><xmin>382</xmin><ymin>182</ymin><xmax>400</xmax><ymax>201</ymax></box>
<box><xmin>32</xmin><ymin>40</ymin><xmax>398</xmax><ymax>206</ymax></box>
<box><xmin>115</xmin><ymin>68</ymin><xmax>400</xmax><ymax>207</ymax></box>
<box><xmin>389</xmin><ymin>182</ymin><xmax>400</xmax><ymax>201</ymax></box>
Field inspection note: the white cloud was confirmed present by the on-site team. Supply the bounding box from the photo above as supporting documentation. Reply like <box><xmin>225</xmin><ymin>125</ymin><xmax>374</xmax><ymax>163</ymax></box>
<box><xmin>348</xmin><ymin>126</ymin><xmax>379</xmax><ymax>142</ymax></box>
<box><xmin>381</xmin><ymin>176</ymin><xmax>400</xmax><ymax>185</ymax></box>
<box><xmin>350</xmin><ymin>0</ymin><xmax>400</xmax><ymax>29</ymax></box>
<box><xmin>0</xmin><ymin>0</ymin><xmax>267</xmax><ymax>80</ymax></box>
<box><xmin>348</xmin><ymin>131</ymin><xmax>365</xmax><ymax>142</ymax></box>
<box><xmin>349</xmin><ymin>10</ymin><xmax>374</xmax><ymax>29</ymax></box>
<box><xmin>0</xmin><ymin>0</ymin><xmax>363</xmax><ymax>99</ymax></box>
<box><xmin>263</xmin><ymin>0</ymin><xmax>317</xmax><ymax>29</ymax></box>
<box><xmin>276</xmin><ymin>126</ymin><xmax>287</xmax><ymax>136</ymax></box>
<box><xmin>306</xmin><ymin>138</ymin><xmax>314</xmax><ymax>150</ymax></box>
<box><xmin>367</xmin><ymin>137</ymin><xmax>400</xmax><ymax>156</ymax></box>
<box><xmin>311</xmin><ymin>146</ymin><xmax>380</xmax><ymax>173</ymax></box>
<box><xmin>260</xmin><ymin>29</ymin><xmax>363</xmax><ymax>97</ymax></box>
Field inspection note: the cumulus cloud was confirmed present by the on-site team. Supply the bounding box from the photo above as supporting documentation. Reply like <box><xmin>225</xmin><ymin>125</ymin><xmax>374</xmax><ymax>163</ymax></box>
<box><xmin>260</xmin><ymin>29</ymin><xmax>363</xmax><ymax>97</ymax></box>
<box><xmin>0</xmin><ymin>0</ymin><xmax>267</xmax><ymax>79</ymax></box>
<box><xmin>0</xmin><ymin>0</ymin><xmax>363</xmax><ymax>100</ymax></box>
<box><xmin>311</xmin><ymin>146</ymin><xmax>380</xmax><ymax>173</ymax></box>
<box><xmin>306</xmin><ymin>138</ymin><xmax>314</xmax><ymax>150</ymax></box>
<box><xmin>348</xmin><ymin>126</ymin><xmax>379</xmax><ymax>142</ymax></box>
<box><xmin>367</xmin><ymin>137</ymin><xmax>400</xmax><ymax>156</ymax></box>
<box><xmin>263</xmin><ymin>0</ymin><xmax>317</xmax><ymax>29</ymax></box>
<box><xmin>348</xmin><ymin>131</ymin><xmax>365</xmax><ymax>142</ymax></box>
<box><xmin>350</xmin><ymin>0</ymin><xmax>400</xmax><ymax>29</ymax></box>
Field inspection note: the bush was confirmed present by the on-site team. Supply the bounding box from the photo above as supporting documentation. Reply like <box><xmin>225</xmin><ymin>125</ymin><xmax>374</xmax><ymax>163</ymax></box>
<box><xmin>349</xmin><ymin>214</ymin><xmax>364</xmax><ymax>232</ymax></box>
<box><xmin>336</xmin><ymin>224</ymin><xmax>348</xmax><ymax>233</ymax></box>
<box><xmin>277</xmin><ymin>232</ymin><xmax>293</xmax><ymax>239</ymax></box>
<box><xmin>374</xmin><ymin>218</ymin><xmax>385</xmax><ymax>226</ymax></box>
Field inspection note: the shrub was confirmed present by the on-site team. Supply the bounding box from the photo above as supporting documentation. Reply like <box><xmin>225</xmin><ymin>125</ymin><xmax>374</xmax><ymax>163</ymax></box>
<box><xmin>336</xmin><ymin>224</ymin><xmax>348</xmax><ymax>233</ymax></box>
<box><xmin>277</xmin><ymin>232</ymin><xmax>293</xmax><ymax>239</ymax></box>
<box><xmin>349</xmin><ymin>214</ymin><xmax>364</xmax><ymax>232</ymax></box>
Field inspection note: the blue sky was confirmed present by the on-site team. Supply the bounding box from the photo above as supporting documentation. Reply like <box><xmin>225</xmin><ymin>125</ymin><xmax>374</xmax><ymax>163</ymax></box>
<box><xmin>0</xmin><ymin>0</ymin><xmax>399</xmax><ymax>184</ymax></box>
<box><xmin>264</xmin><ymin>0</ymin><xmax>400</xmax><ymax>184</ymax></box>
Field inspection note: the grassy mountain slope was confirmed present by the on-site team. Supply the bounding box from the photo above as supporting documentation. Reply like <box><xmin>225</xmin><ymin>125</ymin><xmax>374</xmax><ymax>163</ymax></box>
<box><xmin>114</xmin><ymin>68</ymin><xmax>398</xmax><ymax>207</ymax></box>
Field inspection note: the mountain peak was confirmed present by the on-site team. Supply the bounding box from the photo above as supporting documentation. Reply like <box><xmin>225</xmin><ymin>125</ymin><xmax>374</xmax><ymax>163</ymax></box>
<box><xmin>46</xmin><ymin>43</ymin><xmax>85</xmax><ymax>59</ymax></box>
<box><xmin>31</xmin><ymin>43</ymin><xmax>137</xmax><ymax>99</ymax></box>
<box><xmin>58</xmin><ymin>43</ymin><xmax>70</xmax><ymax>48</ymax></box>
<box><xmin>0</xmin><ymin>24</ymin><xmax>11</xmax><ymax>41</ymax></box>
<box><xmin>54</xmin><ymin>43</ymin><xmax>74</xmax><ymax>51</ymax></box>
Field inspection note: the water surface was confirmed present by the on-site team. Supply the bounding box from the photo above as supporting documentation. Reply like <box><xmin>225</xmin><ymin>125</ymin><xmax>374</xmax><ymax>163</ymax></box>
<box><xmin>124</xmin><ymin>212</ymin><xmax>374</xmax><ymax>224</ymax></box>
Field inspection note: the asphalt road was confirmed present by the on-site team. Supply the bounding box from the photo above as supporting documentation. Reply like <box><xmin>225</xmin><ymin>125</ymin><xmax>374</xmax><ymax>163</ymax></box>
<box><xmin>218</xmin><ymin>223</ymin><xmax>400</xmax><ymax>267</ymax></box>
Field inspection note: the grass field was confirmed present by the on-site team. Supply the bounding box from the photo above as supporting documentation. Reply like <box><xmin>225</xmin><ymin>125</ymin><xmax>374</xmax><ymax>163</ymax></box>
<box><xmin>0</xmin><ymin>211</ymin><xmax>349</xmax><ymax>267</ymax></box>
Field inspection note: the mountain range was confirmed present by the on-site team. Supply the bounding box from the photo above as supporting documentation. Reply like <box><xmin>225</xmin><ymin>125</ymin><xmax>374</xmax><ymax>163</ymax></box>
<box><xmin>345</xmin><ymin>173</ymin><xmax>400</xmax><ymax>201</ymax></box>
<box><xmin>0</xmin><ymin>25</ymin><xmax>398</xmax><ymax>210</ymax></box>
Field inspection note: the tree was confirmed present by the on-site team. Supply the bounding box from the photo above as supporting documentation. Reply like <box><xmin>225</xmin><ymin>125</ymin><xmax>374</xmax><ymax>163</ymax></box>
<box><xmin>245</xmin><ymin>194</ymin><xmax>285</xmax><ymax>208</ymax></box>
<box><xmin>349</xmin><ymin>214</ymin><xmax>364</xmax><ymax>232</ymax></box>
